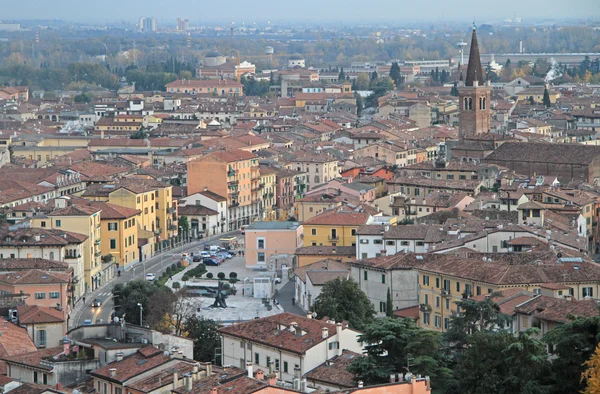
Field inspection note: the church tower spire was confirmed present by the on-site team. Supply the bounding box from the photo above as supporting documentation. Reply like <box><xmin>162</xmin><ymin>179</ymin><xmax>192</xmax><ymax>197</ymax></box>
<box><xmin>458</xmin><ymin>24</ymin><xmax>491</xmax><ymax>141</ymax></box>
<box><xmin>465</xmin><ymin>26</ymin><xmax>484</xmax><ymax>87</ymax></box>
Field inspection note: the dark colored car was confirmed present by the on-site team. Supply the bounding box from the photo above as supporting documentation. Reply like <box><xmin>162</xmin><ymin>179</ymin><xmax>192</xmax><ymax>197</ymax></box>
<box><xmin>192</xmin><ymin>255</ymin><xmax>202</xmax><ymax>262</ymax></box>
<box><xmin>203</xmin><ymin>258</ymin><xmax>219</xmax><ymax>266</ymax></box>
<box><xmin>91</xmin><ymin>298</ymin><xmax>102</xmax><ymax>307</ymax></box>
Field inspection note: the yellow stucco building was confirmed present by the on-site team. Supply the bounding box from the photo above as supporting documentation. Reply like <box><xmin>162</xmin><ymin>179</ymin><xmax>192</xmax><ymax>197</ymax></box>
<box><xmin>81</xmin><ymin>178</ymin><xmax>176</xmax><ymax>249</ymax></box>
<box><xmin>302</xmin><ymin>210</ymin><xmax>371</xmax><ymax>247</ymax></box>
<box><xmin>91</xmin><ymin>202</ymin><xmax>141</xmax><ymax>270</ymax></box>
<box><xmin>31</xmin><ymin>203</ymin><xmax>103</xmax><ymax>291</ymax></box>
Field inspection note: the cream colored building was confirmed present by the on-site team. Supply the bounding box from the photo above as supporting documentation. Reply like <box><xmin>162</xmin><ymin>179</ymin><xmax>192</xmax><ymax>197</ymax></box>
<box><xmin>31</xmin><ymin>203</ymin><xmax>103</xmax><ymax>292</ymax></box>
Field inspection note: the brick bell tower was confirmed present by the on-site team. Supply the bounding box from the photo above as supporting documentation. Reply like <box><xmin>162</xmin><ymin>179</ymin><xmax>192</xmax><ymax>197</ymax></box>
<box><xmin>459</xmin><ymin>26</ymin><xmax>491</xmax><ymax>141</ymax></box>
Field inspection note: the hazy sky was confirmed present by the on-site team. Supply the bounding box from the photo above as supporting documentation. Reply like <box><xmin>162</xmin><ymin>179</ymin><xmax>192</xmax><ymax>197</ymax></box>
<box><xmin>2</xmin><ymin>0</ymin><xmax>599</xmax><ymax>23</ymax></box>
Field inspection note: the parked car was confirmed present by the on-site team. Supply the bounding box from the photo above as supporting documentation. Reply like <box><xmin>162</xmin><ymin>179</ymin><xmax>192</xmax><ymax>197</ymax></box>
<box><xmin>200</xmin><ymin>251</ymin><xmax>211</xmax><ymax>258</ymax></box>
<box><xmin>146</xmin><ymin>273</ymin><xmax>156</xmax><ymax>281</ymax></box>
<box><xmin>203</xmin><ymin>258</ymin><xmax>219</xmax><ymax>266</ymax></box>
<box><xmin>193</xmin><ymin>255</ymin><xmax>202</xmax><ymax>262</ymax></box>
<box><xmin>91</xmin><ymin>298</ymin><xmax>102</xmax><ymax>307</ymax></box>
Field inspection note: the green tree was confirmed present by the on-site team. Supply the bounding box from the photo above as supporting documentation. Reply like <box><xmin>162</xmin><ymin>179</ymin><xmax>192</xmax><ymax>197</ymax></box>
<box><xmin>389</xmin><ymin>62</ymin><xmax>402</xmax><ymax>87</ymax></box>
<box><xmin>338</xmin><ymin>67</ymin><xmax>345</xmax><ymax>81</ymax></box>
<box><xmin>443</xmin><ymin>293</ymin><xmax>510</xmax><ymax>351</ymax></box>
<box><xmin>348</xmin><ymin>318</ymin><xmax>454</xmax><ymax>389</ymax></box>
<box><xmin>450</xmin><ymin>82</ymin><xmax>460</xmax><ymax>96</ymax></box>
<box><xmin>113</xmin><ymin>280</ymin><xmax>164</xmax><ymax>325</ymax></box>
<box><xmin>370</xmin><ymin>70</ymin><xmax>378</xmax><ymax>83</ymax></box>
<box><xmin>544</xmin><ymin>316</ymin><xmax>600</xmax><ymax>394</ymax></box>
<box><xmin>178</xmin><ymin>216</ymin><xmax>189</xmax><ymax>232</ymax></box>
<box><xmin>184</xmin><ymin>316</ymin><xmax>221</xmax><ymax>363</ymax></box>
<box><xmin>543</xmin><ymin>87</ymin><xmax>552</xmax><ymax>108</ymax></box>
<box><xmin>386</xmin><ymin>288</ymin><xmax>393</xmax><ymax>317</ymax></box>
<box><xmin>130</xmin><ymin>128</ymin><xmax>148</xmax><ymax>140</ymax></box>
<box><xmin>313</xmin><ymin>277</ymin><xmax>375</xmax><ymax>330</ymax></box>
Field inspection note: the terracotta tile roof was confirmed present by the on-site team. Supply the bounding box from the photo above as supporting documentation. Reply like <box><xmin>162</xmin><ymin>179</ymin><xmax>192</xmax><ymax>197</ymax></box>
<box><xmin>484</xmin><ymin>142</ymin><xmax>600</xmax><ymax>166</ymax></box>
<box><xmin>294</xmin><ymin>259</ymin><xmax>351</xmax><ymax>283</ymax></box>
<box><xmin>17</xmin><ymin>305</ymin><xmax>65</xmax><ymax>324</ymax></box>
<box><xmin>515</xmin><ymin>295</ymin><xmax>600</xmax><ymax>323</ymax></box>
<box><xmin>91</xmin><ymin>346</ymin><xmax>170</xmax><ymax>383</ymax></box>
<box><xmin>0</xmin><ymin>270</ymin><xmax>70</xmax><ymax>285</ymax></box>
<box><xmin>294</xmin><ymin>246</ymin><xmax>355</xmax><ymax>256</ymax></box>
<box><xmin>178</xmin><ymin>205</ymin><xmax>218</xmax><ymax>216</ymax></box>
<box><xmin>393</xmin><ymin>305</ymin><xmax>420</xmax><ymax>320</ymax></box>
<box><xmin>0</xmin><ymin>228</ymin><xmax>88</xmax><ymax>247</ymax></box>
<box><xmin>1</xmin><ymin>383</ymin><xmax>52</xmax><ymax>394</ymax></box>
<box><xmin>0</xmin><ymin>322</ymin><xmax>38</xmax><ymax>359</ymax></box>
<box><xmin>90</xmin><ymin>202</ymin><xmax>141</xmax><ymax>220</ymax></box>
<box><xmin>306</xmin><ymin>270</ymin><xmax>350</xmax><ymax>285</ymax></box>
<box><xmin>198</xmin><ymin>190</ymin><xmax>227</xmax><ymax>202</ymax></box>
<box><xmin>471</xmin><ymin>288</ymin><xmax>536</xmax><ymax>315</ymax></box>
<box><xmin>127</xmin><ymin>360</ymin><xmax>196</xmax><ymax>392</ymax></box>
<box><xmin>219</xmin><ymin>313</ymin><xmax>342</xmax><ymax>355</ymax></box>
<box><xmin>205</xmin><ymin>150</ymin><xmax>257</xmax><ymax>163</ymax></box>
<box><xmin>2</xmin><ymin>346</ymin><xmax>63</xmax><ymax>371</ymax></box>
<box><xmin>0</xmin><ymin>258</ymin><xmax>69</xmax><ymax>271</ymax></box>
<box><xmin>303</xmin><ymin>210</ymin><xmax>370</xmax><ymax>226</ymax></box>
<box><xmin>305</xmin><ymin>350</ymin><xmax>363</xmax><ymax>388</ymax></box>
<box><xmin>48</xmin><ymin>204</ymin><xmax>101</xmax><ymax>217</ymax></box>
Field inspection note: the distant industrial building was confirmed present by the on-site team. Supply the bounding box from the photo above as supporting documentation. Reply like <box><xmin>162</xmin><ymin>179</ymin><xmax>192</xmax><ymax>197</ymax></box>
<box><xmin>138</xmin><ymin>17</ymin><xmax>157</xmax><ymax>32</ymax></box>
<box><xmin>0</xmin><ymin>23</ymin><xmax>20</xmax><ymax>32</ymax></box>
<box><xmin>176</xmin><ymin>18</ymin><xmax>189</xmax><ymax>32</ymax></box>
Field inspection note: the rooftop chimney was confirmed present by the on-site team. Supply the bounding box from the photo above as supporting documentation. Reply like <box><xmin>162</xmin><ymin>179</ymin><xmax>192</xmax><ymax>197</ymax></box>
<box><xmin>322</xmin><ymin>327</ymin><xmax>329</xmax><ymax>339</ymax></box>
<box><xmin>204</xmin><ymin>362</ymin><xmax>213</xmax><ymax>376</ymax></box>
<box><xmin>185</xmin><ymin>375</ymin><xmax>192</xmax><ymax>392</ymax></box>
<box><xmin>256</xmin><ymin>369</ymin><xmax>265</xmax><ymax>380</ymax></box>
<box><xmin>115</xmin><ymin>353</ymin><xmax>124</xmax><ymax>362</ymax></box>
<box><xmin>172</xmin><ymin>372</ymin><xmax>179</xmax><ymax>390</ymax></box>
<box><xmin>267</xmin><ymin>373</ymin><xmax>277</xmax><ymax>386</ymax></box>
<box><xmin>358</xmin><ymin>381</ymin><xmax>364</xmax><ymax>388</ymax></box>
<box><xmin>247</xmin><ymin>362</ymin><xmax>253</xmax><ymax>378</ymax></box>
<box><xmin>109</xmin><ymin>368</ymin><xmax>117</xmax><ymax>377</ymax></box>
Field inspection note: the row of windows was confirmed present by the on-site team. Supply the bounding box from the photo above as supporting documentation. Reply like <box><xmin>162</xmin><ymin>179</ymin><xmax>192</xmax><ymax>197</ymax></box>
<box><xmin>310</xmin><ymin>228</ymin><xmax>357</xmax><ymax>236</ymax></box>
<box><xmin>422</xmin><ymin>312</ymin><xmax>450</xmax><ymax>329</ymax></box>
<box><xmin>35</xmin><ymin>292</ymin><xmax>60</xmax><ymax>300</ymax></box>
<box><xmin>363</xmin><ymin>271</ymin><xmax>387</xmax><ymax>284</ymax></box>
<box><xmin>252</xmin><ymin>351</ymin><xmax>298</xmax><ymax>374</ymax></box>
<box><xmin>359</xmin><ymin>239</ymin><xmax>424</xmax><ymax>246</ymax></box>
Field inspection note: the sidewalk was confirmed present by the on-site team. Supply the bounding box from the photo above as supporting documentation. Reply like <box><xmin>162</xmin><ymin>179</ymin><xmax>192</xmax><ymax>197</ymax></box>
<box><xmin>274</xmin><ymin>279</ymin><xmax>305</xmax><ymax>316</ymax></box>
<box><xmin>70</xmin><ymin>231</ymin><xmax>239</xmax><ymax>328</ymax></box>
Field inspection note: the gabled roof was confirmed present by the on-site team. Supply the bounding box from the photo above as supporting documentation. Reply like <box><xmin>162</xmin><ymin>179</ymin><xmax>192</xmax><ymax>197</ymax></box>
<box><xmin>305</xmin><ymin>350</ymin><xmax>363</xmax><ymax>388</ymax></box>
<box><xmin>91</xmin><ymin>346</ymin><xmax>170</xmax><ymax>383</ymax></box>
<box><xmin>303</xmin><ymin>210</ymin><xmax>370</xmax><ymax>226</ymax></box>
<box><xmin>16</xmin><ymin>305</ymin><xmax>65</xmax><ymax>324</ymax></box>
<box><xmin>218</xmin><ymin>313</ymin><xmax>346</xmax><ymax>355</ymax></box>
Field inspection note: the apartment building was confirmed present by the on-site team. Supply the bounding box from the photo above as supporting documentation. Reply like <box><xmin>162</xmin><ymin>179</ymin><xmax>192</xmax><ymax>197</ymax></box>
<box><xmin>244</xmin><ymin>222</ymin><xmax>303</xmax><ymax>269</ymax></box>
<box><xmin>287</xmin><ymin>153</ymin><xmax>339</xmax><ymax>190</ymax></box>
<box><xmin>303</xmin><ymin>209</ymin><xmax>372</xmax><ymax>247</ymax></box>
<box><xmin>187</xmin><ymin>150</ymin><xmax>261</xmax><ymax>230</ymax></box>
<box><xmin>258</xmin><ymin>166</ymin><xmax>278</xmax><ymax>221</ymax></box>
<box><xmin>273</xmin><ymin>168</ymin><xmax>307</xmax><ymax>220</ymax></box>
<box><xmin>82</xmin><ymin>178</ymin><xmax>176</xmax><ymax>250</ymax></box>
<box><xmin>31</xmin><ymin>204</ymin><xmax>102</xmax><ymax>292</ymax></box>
<box><xmin>0</xmin><ymin>228</ymin><xmax>87</xmax><ymax>300</ymax></box>
<box><xmin>179</xmin><ymin>190</ymin><xmax>228</xmax><ymax>235</ymax></box>
<box><xmin>415</xmin><ymin>253</ymin><xmax>600</xmax><ymax>333</ymax></box>
<box><xmin>219</xmin><ymin>313</ymin><xmax>364</xmax><ymax>383</ymax></box>
<box><xmin>90</xmin><ymin>202</ymin><xmax>141</xmax><ymax>270</ymax></box>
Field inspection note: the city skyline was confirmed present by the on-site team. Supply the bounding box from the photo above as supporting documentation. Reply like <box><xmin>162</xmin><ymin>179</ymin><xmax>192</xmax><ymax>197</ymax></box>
<box><xmin>2</xmin><ymin>0</ymin><xmax>598</xmax><ymax>24</ymax></box>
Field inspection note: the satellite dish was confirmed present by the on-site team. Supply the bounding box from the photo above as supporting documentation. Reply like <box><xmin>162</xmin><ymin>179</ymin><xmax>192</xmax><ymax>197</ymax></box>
<box><xmin>312</xmin><ymin>312</ymin><xmax>317</xmax><ymax>318</ymax></box>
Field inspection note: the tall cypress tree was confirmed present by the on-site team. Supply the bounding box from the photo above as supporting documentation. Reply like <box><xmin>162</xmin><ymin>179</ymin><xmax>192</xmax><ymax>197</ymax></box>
<box><xmin>338</xmin><ymin>67</ymin><xmax>345</xmax><ymax>81</ymax></box>
<box><xmin>389</xmin><ymin>62</ymin><xmax>402</xmax><ymax>87</ymax></box>
<box><xmin>543</xmin><ymin>86</ymin><xmax>552</xmax><ymax>108</ymax></box>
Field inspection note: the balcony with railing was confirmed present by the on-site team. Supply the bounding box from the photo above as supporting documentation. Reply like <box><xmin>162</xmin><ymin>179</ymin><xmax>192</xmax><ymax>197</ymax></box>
<box><xmin>230</xmin><ymin>201</ymin><xmax>240</xmax><ymax>207</ymax></box>
<box><xmin>227</xmin><ymin>168</ymin><xmax>236</xmax><ymax>177</ymax></box>
<box><xmin>94</xmin><ymin>239</ymin><xmax>101</xmax><ymax>245</ymax></box>
<box><xmin>328</xmin><ymin>235</ymin><xmax>339</xmax><ymax>241</ymax></box>
<box><xmin>168</xmin><ymin>207</ymin><xmax>176</xmax><ymax>214</ymax></box>
<box><xmin>441</xmin><ymin>289</ymin><xmax>451</xmax><ymax>297</ymax></box>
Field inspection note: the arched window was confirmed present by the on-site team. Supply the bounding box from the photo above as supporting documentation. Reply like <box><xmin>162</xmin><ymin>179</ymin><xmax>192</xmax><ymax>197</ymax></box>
<box><xmin>463</xmin><ymin>97</ymin><xmax>468</xmax><ymax>110</ymax></box>
<box><xmin>468</xmin><ymin>98</ymin><xmax>473</xmax><ymax>110</ymax></box>
<box><xmin>482</xmin><ymin>97</ymin><xmax>487</xmax><ymax>110</ymax></box>
<box><xmin>49</xmin><ymin>252</ymin><xmax>54</xmax><ymax>261</ymax></box>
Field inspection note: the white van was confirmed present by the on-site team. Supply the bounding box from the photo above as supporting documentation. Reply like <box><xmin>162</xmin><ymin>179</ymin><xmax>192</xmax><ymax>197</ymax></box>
<box><xmin>209</xmin><ymin>245</ymin><xmax>220</xmax><ymax>252</ymax></box>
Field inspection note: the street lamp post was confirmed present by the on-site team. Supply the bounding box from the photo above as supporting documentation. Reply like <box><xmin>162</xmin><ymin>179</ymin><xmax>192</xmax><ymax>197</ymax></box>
<box><xmin>137</xmin><ymin>303</ymin><xmax>143</xmax><ymax>327</ymax></box>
